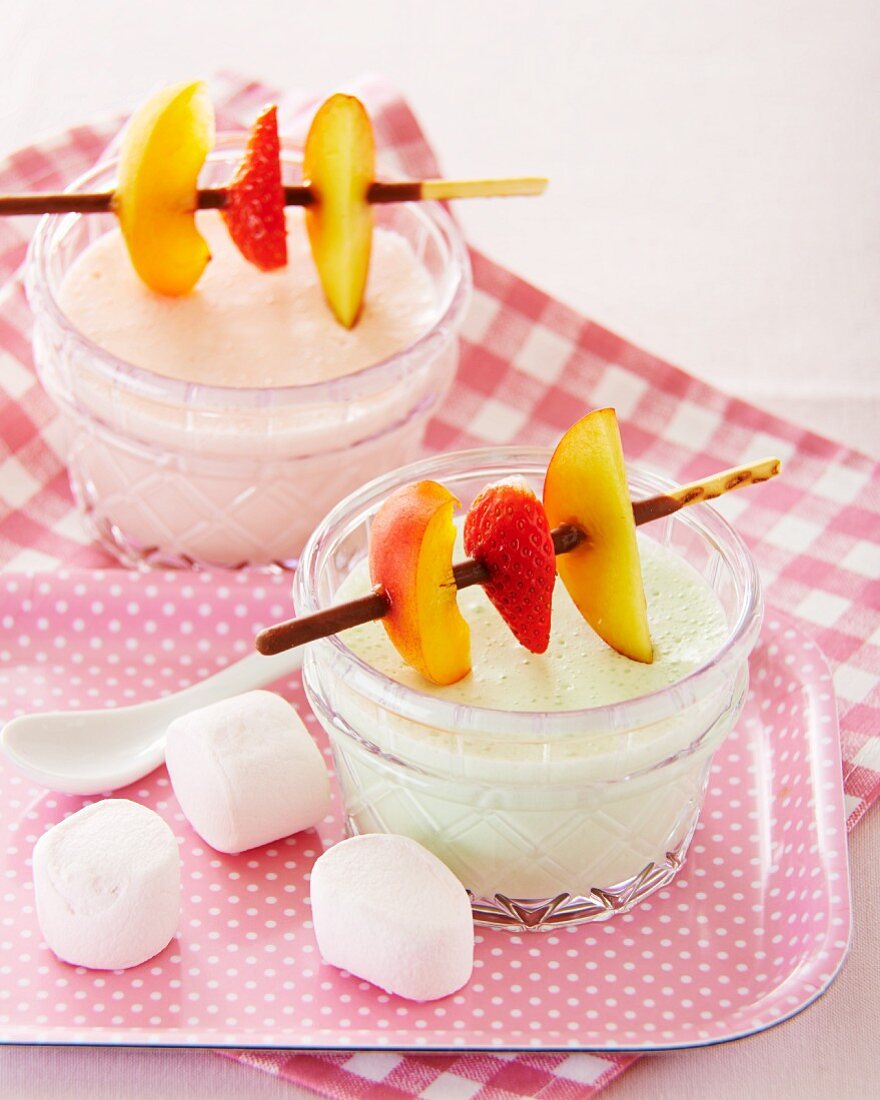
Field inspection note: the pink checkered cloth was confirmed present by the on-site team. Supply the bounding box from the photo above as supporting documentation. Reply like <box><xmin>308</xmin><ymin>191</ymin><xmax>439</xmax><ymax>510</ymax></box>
<box><xmin>0</xmin><ymin>72</ymin><xmax>877</xmax><ymax>1100</ymax></box>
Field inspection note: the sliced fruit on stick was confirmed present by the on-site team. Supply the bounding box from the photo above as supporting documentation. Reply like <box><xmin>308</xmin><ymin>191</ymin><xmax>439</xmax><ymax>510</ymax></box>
<box><xmin>4</xmin><ymin>80</ymin><xmax>547</xmax><ymax>302</ymax></box>
<box><xmin>369</xmin><ymin>480</ymin><xmax>471</xmax><ymax>686</ymax></box>
<box><xmin>222</xmin><ymin>104</ymin><xmax>287</xmax><ymax>271</ymax></box>
<box><xmin>114</xmin><ymin>80</ymin><xmax>215</xmax><ymax>296</ymax></box>
<box><xmin>543</xmin><ymin>408</ymin><xmax>653</xmax><ymax>664</ymax></box>
<box><xmin>303</xmin><ymin>93</ymin><xmax>375</xmax><ymax>328</ymax></box>
<box><xmin>463</xmin><ymin>478</ymin><xmax>556</xmax><ymax>654</ymax></box>
<box><xmin>254</xmin><ymin>453</ymin><xmax>780</xmax><ymax>661</ymax></box>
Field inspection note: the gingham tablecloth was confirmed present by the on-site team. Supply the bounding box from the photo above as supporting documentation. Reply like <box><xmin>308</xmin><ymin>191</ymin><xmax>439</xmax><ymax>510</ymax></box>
<box><xmin>0</xmin><ymin>73</ymin><xmax>877</xmax><ymax>1100</ymax></box>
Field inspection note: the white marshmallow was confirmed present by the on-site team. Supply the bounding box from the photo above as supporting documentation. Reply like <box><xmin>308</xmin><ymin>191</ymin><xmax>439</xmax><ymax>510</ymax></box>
<box><xmin>165</xmin><ymin>690</ymin><xmax>330</xmax><ymax>854</ymax></box>
<box><xmin>310</xmin><ymin>834</ymin><xmax>474</xmax><ymax>1001</ymax></box>
<box><xmin>33</xmin><ymin>799</ymin><xmax>180</xmax><ymax>970</ymax></box>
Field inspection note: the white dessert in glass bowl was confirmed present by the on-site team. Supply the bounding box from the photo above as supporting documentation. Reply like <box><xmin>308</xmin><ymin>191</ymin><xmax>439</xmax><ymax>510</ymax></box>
<box><xmin>26</xmin><ymin>137</ymin><xmax>471</xmax><ymax>569</ymax></box>
<box><xmin>295</xmin><ymin>448</ymin><xmax>763</xmax><ymax>930</ymax></box>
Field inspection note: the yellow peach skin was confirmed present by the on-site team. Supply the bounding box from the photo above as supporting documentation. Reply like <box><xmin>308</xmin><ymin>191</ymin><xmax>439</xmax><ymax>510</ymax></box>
<box><xmin>543</xmin><ymin>408</ymin><xmax>654</xmax><ymax>663</ymax></box>
<box><xmin>303</xmin><ymin>94</ymin><xmax>375</xmax><ymax>328</ymax></box>
<box><xmin>114</xmin><ymin>81</ymin><xmax>215</xmax><ymax>296</ymax></box>
<box><xmin>369</xmin><ymin>481</ymin><xmax>471</xmax><ymax>685</ymax></box>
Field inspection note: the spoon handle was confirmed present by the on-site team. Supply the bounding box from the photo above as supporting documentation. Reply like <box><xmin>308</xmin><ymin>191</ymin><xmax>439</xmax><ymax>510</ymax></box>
<box><xmin>0</xmin><ymin>648</ymin><xmax>304</xmax><ymax>796</ymax></box>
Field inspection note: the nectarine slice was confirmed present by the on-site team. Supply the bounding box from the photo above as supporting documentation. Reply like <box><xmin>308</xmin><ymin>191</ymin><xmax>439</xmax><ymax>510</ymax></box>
<box><xmin>303</xmin><ymin>94</ymin><xmax>375</xmax><ymax>328</ymax></box>
<box><xmin>369</xmin><ymin>481</ymin><xmax>471</xmax><ymax>686</ymax></box>
<box><xmin>543</xmin><ymin>409</ymin><xmax>653</xmax><ymax>663</ymax></box>
<box><xmin>114</xmin><ymin>81</ymin><xmax>215</xmax><ymax>296</ymax></box>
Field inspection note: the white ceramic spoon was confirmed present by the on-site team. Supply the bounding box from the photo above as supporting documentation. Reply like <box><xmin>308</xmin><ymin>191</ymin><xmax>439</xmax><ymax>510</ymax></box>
<box><xmin>0</xmin><ymin>648</ymin><xmax>304</xmax><ymax>796</ymax></box>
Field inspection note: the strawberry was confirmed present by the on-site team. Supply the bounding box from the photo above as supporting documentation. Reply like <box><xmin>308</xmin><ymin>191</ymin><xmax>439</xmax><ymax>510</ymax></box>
<box><xmin>463</xmin><ymin>478</ymin><xmax>556</xmax><ymax>653</ymax></box>
<box><xmin>222</xmin><ymin>104</ymin><xmax>287</xmax><ymax>271</ymax></box>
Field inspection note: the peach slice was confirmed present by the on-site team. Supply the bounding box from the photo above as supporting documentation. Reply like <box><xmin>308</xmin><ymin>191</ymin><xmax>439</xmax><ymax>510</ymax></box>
<box><xmin>543</xmin><ymin>408</ymin><xmax>653</xmax><ymax>663</ymax></box>
<box><xmin>114</xmin><ymin>81</ymin><xmax>215</xmax><ymax>296</ymax></box>
<box><xmin>369</xmin><ymin>481</ymin><xmax>471</xmax><ymax>686</ymax></box>
<box><xmin>303</xmin><ymin>94</ymin><xmax>375</xmax><ymax>328</ymax></box>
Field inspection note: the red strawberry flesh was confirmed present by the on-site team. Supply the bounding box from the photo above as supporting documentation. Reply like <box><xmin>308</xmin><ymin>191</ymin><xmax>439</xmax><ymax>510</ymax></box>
<box><xmin>222</xmin><ymin>104</ymin><xmax>287</xmax><ymax>271</ymax></box>
<box><xmin>463</xmin><ymin>478</ymin><xmax>556</xmax><ymax>654</ymax></box>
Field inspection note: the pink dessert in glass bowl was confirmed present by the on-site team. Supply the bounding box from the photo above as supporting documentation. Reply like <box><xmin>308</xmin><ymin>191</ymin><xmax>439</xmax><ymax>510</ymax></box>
<box><xmin>26</xmin><ymin>136</ymin><xmax>471</xmax><ymax>570</ymax></box>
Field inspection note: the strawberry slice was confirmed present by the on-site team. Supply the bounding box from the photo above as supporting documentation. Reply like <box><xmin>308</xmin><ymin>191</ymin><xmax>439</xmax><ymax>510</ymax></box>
<box><xmin>222</xmin><ymin>104</ymin><xmax>287</xmax><ymax>271</ymax></box>
<box><xmin>463</xmin><ymin>478</ymin><xmax>556</xmax><ymax>654</ymax></box>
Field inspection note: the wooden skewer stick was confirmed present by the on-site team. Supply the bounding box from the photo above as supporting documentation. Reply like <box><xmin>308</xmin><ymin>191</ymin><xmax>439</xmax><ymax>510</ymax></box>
<box><xmin>369</xmin><ymin>177</ymin><xmax>549</xmax><ymax>203</ymax></box>
<box><xmin>0</xmin><ymin>177</ymin><xmax>548</xmax><ymax>218</ymax></box>
<box><xmin>254</xmin><ymin>456</ymin><xmax>780</xmax><ymax>657</ymax></box>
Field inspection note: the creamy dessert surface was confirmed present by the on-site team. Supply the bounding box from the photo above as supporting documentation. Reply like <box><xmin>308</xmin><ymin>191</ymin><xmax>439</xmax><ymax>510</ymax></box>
<box><xmin>335</xmin><ymin>534</ymin><xmax>729</xmax><ymax>710</ymax></box>
<box><xmin>59</xmin><ymin>210</ymin><xmax>437</xmax><ymax>388</ymax></box>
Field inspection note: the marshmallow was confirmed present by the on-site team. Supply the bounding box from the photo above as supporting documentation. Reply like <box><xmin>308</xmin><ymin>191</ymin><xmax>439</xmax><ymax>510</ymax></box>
<box><xmin>310</xmin><ymin>834</ymin><xmax>474</xmax><ymax>1001</ymax></box>
<box><xmin>165</xmin><ymin>690</ymin><xmax>330</xmax><ymax>854</ymax></box>
<box><xmin>33</xmin><ymin>799</ymin><xmax>180</xmax><ymax>970</ymax></box>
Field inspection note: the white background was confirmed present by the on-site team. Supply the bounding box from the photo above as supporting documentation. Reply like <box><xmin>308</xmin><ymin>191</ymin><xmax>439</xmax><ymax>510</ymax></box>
<box><xmin>1</xmin><ymin>2</ymin><xmax>878</xmax><ymax>1097</ymax></box>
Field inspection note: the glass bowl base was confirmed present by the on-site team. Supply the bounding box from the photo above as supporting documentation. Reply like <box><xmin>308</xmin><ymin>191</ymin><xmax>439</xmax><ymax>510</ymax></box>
<box><xmin>468</xmin><ymin>846</ymin><xmax>688</xmax><ymax>931</ymax></box>
<box><xmin>76</xmin><ymin>487</ymin><xmax>301</xmax><ymax>572</ymax></box>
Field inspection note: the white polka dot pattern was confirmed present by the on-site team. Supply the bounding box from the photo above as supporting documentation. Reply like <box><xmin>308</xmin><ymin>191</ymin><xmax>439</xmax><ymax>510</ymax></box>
<box><xmin>0</xmin><ymin>572</ymin><xmax>851</xmax><ymax>1050</ymax></box>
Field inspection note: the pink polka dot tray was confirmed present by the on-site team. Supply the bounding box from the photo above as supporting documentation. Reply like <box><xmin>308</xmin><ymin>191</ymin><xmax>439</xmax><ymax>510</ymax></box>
<box><xmin>0</xmin><ymin>569</ymin><xmax>851</xmax><ymax>1051</ymax></box>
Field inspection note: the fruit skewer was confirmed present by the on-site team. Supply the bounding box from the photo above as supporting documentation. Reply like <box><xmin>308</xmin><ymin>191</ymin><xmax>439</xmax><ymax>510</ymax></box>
<box><xmin>255</xmin><ymin>455</ymin><xmax>780</xmax><ymax>657</ymax></box>
<box><xmin>13</xmin><ymin>82</ymin><xmax>548</xmax><ymax>324</ymax></box>
<box><xmin>0</xmin><ymin>176</ymin><xmax>547</xmax><ymax>218</ymax></box>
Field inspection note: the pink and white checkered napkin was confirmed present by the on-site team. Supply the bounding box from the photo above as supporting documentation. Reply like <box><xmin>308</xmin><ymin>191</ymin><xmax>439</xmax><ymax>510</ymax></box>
<box><xmin>0</xmin><ymin>72</ymin><xmax>877</xmax><ymax>1100</ymax></box>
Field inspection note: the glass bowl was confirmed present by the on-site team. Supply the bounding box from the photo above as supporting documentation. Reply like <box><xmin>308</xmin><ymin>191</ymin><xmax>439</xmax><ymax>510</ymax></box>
<box><xmin>294</xmin><ymin>447</ymin><xmax>763</xmax><ymax>930</ymax></box>
<box><xmin>25</xmin><ymin>136</ymin><xmax>472</xmax><ymax>570</ymax></box>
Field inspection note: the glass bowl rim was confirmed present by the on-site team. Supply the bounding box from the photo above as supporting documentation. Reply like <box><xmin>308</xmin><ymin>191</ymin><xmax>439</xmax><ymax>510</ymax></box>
<box><xmin>25</xmin><ymin>134</ymin><xmax>473</xmax><ymax>410</ymax></box>
<box><xmin>295</xmin><ymin>445</ymin><xmax>764</xmax><ymax>738</ymax></box>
